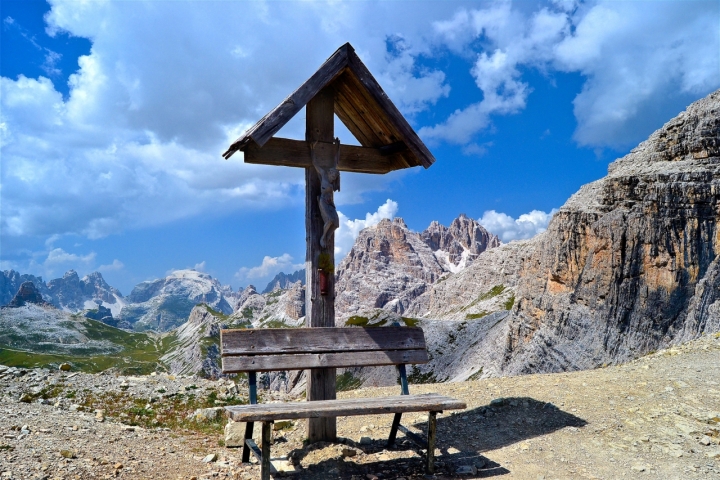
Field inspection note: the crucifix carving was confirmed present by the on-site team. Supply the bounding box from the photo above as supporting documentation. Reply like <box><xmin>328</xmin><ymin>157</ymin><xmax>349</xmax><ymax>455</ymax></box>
<box><xmin>311</xmin><ymin>137</ymin><xmax>341</xmax><ymax>249</ymax></box>
<box><xmin>222</xmin><ymin>42</ymin><xmax>436</xmax><ymax>443</ymax></box>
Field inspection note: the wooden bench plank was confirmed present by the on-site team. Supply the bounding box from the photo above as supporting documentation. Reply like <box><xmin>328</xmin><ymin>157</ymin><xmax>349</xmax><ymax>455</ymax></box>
<box><xmin>222</xmin><ymin>349</ymin><xmax>428</xmax><ymax>373</ymax></box>
<box><xmin>225</xmin><ymin>393</ymin><xmax>466</xmax><ymax>422</ymax></box>
<box><xmin>221</xmin><ymin>327</ymin><xmax>426</xmax><ymax>356</ymax></box>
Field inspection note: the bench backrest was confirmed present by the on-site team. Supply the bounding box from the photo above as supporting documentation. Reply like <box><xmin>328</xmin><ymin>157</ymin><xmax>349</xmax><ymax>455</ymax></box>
<box><xmin>220</xmin><ymin>326</ymin><xmax>428</xmax><ymax>373</ymax></box>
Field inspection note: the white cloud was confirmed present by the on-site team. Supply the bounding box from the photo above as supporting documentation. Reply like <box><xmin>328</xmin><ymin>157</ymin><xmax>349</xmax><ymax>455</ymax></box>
<box><xmin>2</xmin><ymin>0</ymin><xmax>718</xmax><ymax>250</ymax></box>
<box><xmin>44</xmin><ymin>247</ymin><xmax>96</xmax><ymax>266</ymax></box>
<box><xmin>479</xmin><ymin>208</ymin><xmax>558</xmax><ymax>242</ymax></box>
<box><xmin>2</xmin><ymin>1</ymin><xmax>451</xmax><ymax>241</ymax></box>
<box><xmin>424</xmin><ymin>0</ymin><xmax>719</xmax><ymax>148</ymax></box>
<box><xmin>335</xmin><ymin>199</ymin><xmax>399</xmax><ymax>259</ymax></box>
<box><xmin>28</xmin><ymin>247</ymin><xmax>97</xmax><ymax>279</ymax></box>
<box><xmin>193</xmin><ymin>261</ymin><xmax>206</xmax><ymax>272</ymax></box>
<box><xmin>98</xmin><ymin>259</ymin><xmax>124</xmax><ymax>272</ymax></box>
<box><xmin>235</xmin><ymin>254</ymin><xmax>304</xmax><ymax>284</ymax></box>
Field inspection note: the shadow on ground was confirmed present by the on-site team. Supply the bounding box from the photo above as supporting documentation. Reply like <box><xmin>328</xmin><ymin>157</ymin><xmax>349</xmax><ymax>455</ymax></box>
<box><xmin>280</xmin><ymin>396</ymin><xmax>586</xmax><ymax>478</ymax></box>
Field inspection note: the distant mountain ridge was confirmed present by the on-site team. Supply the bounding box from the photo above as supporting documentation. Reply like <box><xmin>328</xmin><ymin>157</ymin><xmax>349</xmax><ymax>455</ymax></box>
<box><xmin>262</xmin><ymin>269</ymin><xmax>305</xmax><ymax>294</ymax></box>
<box><xmin>119</xmin><ymin>269</ymin><xmax>238</xmax><ymax>331</ymax></box>
<box><xmin>0</xmin><ymin>269</ymin><xmax>124</xmax><ymax>315</ymax></box>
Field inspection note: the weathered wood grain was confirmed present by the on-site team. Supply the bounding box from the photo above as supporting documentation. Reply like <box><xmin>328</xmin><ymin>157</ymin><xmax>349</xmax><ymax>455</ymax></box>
<box><xmin>222</xmin><ymin>42</ymin><xmax>435</xmax><ymax>170</ymax></box>
<box><xmin>305</xmin><ymin>86</ymin><xmax>337</xmax><ymax>443</ymax></box>
<box><xmin>223</xmin><ymin>47</ymin><xmax>349</xmax><ymax>158</ymax></box>
<box><xmin>224</xmin><ymin>394</ymin><xmax>466</xmax><ymax>422</ymax></box>
<box><xmin>261</xmin><ymin>422</ymin><xmax>272</xmax><ymax>480</ymax></box>
<box><xmin>332</xmin><ymin>71</ymin><xmax>414</xmax><ymax>170</ymax></box>
<box><xmin>345</xmin><ymin>47</ymin><xmax>435</xmax><ymax>169</ymax></box>
<box><xmin>242</xmin><ymin>137</ymin><xmax>406</xmax><ymax>174</ymax></box>
<box><xmin>221</xmin><ymin>349</ymin><xmax>429</xmax><ymax>372</ymax></box>
<box><xmin>220</xmin><ymin>327</ymin><xmax>426</xmax><ymax>356</ymax></box>
<box><xmin>427</xmin><ymin>411</ymin><xmax>437</xmax><ymax>473</ymax></box>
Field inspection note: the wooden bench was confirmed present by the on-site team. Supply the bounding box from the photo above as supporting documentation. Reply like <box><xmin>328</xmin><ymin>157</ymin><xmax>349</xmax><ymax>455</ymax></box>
<box><xmin>221</xmin><ymin>326</ymin><xmax>466</xmax><ymax>479</ymax></box>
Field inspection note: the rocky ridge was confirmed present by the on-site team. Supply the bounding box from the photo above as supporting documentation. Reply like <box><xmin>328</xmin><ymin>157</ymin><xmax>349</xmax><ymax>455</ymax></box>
<box><xmin>262</xmin><ymin>269</ymin><xmax>305</xmax><ymax>294</ymax></box>
<box><xmin>117</xmin><ymin>269</ymin><xmax>238</xmax><ymax>332</ymax></box>
<box><xmin>403</xmin><ymin>88</ymin><xmax>720</xmax><ymax>379</ymax></box>
<box><xmin>0</xmin><ymin>270</ymin><xmax>124</xmax><ymax>316</ymax></box>
<box><xmin>335</xmin><ymin>215</ymin><xmax>500</xmax><ymax>322</ymax></box>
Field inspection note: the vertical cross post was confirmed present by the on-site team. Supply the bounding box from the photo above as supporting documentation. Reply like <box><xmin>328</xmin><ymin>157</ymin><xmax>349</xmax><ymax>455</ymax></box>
<box><xmin>305</xmin><ymin>86</ymin><xmax>337</xmax><ymax>442</ymax></box>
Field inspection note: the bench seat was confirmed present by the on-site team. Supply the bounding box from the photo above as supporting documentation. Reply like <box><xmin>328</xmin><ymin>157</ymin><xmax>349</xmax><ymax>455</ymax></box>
<box><xmin>220</xmin><ymin>326</ymin><xmax>466</xmax><ymax>478</ymax></box>
<box><xmin>225</xmin><ymin>393</ymin><xmax>465</xmax><ymax>422</ymax></box>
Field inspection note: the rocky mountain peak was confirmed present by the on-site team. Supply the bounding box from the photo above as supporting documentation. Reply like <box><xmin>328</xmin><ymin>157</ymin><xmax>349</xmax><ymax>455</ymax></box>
<box><xmin>6</xmin><ymin>281</ymin><xmax>49</xmax><ymax>308</ymax></box>
<box><xmin>420</xmin><ymin>213</ymin><xmax>500</xmax><ymax>272</ymax></box>
<box><xmin>335</xmin><ymin>213</ymin><xmax>500</xmax><ymax>321</ymax></box>
<box><xmin>262</xmin><ymin>269</ymin><xmax>305</xmax><ymax>294</ymax></box>
<box><xmin>120</xmin><ymin>269</ymin><xmax>234</xmax><ymax>332</ymax></box>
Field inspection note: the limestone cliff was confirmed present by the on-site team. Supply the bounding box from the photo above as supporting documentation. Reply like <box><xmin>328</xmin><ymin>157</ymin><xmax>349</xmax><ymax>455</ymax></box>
<box><xmin>410</xmin><ymin>89</ymin><xmax>720</xmax><ymax>378</ymax></box>
<box><xmin>335</xmin><ymin>215</ymin><xmax>500</xmax><ymax>322</ymax></box>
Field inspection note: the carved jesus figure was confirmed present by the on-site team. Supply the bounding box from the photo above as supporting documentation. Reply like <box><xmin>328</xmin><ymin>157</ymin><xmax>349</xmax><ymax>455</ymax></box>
<box><xmin>311</xmin><ymin>138</ymin><xmax>341</xmax><ymax>249</ymax></box>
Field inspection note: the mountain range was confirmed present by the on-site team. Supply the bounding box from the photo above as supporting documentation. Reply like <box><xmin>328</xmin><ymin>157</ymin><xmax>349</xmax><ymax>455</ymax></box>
<box><xmin>1</xmin><ymin>89</ymin><xmax>719</xmax><ymax>383</ymax></box>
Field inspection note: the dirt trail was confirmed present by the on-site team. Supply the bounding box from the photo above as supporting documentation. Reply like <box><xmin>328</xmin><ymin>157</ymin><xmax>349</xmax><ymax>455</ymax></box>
<box><xmin>1</xmin><ymin>334</ymin><xmax>718</xmax><ymax>479</ymax></box>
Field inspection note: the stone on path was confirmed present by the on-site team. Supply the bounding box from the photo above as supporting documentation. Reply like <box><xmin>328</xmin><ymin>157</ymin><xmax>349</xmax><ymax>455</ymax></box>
<box><xmin>202</xmin><ymin>453</ymin><xmax>217</xmax><ymax>463</ymax></box>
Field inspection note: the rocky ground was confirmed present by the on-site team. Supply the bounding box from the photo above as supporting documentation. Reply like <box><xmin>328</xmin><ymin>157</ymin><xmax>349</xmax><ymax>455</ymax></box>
<box><xmin>1</xmin><ymin>333</ymin><xmax>719</xmax><ymax>480</ymax></box>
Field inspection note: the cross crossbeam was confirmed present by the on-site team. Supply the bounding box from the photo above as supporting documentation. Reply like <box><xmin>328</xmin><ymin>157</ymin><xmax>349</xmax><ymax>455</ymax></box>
<box><xmin>242</xmin><ymin>137</ymin><xmax>408</xmax><ymax>174</ymax></box>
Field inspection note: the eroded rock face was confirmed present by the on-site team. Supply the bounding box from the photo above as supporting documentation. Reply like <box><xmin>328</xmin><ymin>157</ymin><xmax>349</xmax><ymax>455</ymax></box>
<box><xmin>6</xmin><ymin>282</ymin><xmax>48</xmax><ymax>308</ymax></box>
<box><xmin>0</xmin><ymin>271</ymin><xmax>47</xmax><ymax>306</ymax></box>
<box><xmin>119</xmin><ymin>270</ymin><xmax>234</xmax><ymax>332</ymax></box>
<box><xmin>335</xmin><ymin>218</ymin><xmax>446</xmax><ymax>320</ymax></box>
<box><xmin>262</xmin><ymin>270</ymin><xmax>305</xmax><ymax>294</ymax></box>
<box><xmin>414</xmin><ymin>89</ymin><xmax>720</xmax><ymax>378</ymax></box>
<box><xmin>421</xmin><ymin>214</ymin><xmax>501</xmax><ymax>272</ymax></box>
<box><xmin>1</xmin><ymin>270</ymin><xmax>124</xmax><ymax>314</ymax></box>
<box><xmin>334</xmin><ymin>216</ymin><xmax>500</xmax><ymax>322</ymax></box>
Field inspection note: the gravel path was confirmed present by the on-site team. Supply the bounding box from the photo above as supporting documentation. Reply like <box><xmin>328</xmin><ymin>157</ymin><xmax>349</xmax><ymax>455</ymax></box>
<box><xmin>1</xmin><ymin>333</ymin><xmax>718</xmax><ymax>479</ymax></box>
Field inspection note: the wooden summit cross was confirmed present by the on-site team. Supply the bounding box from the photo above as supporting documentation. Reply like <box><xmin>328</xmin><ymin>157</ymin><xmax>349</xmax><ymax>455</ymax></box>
<box><xmin>222</xmin><ymin>42</ymin><xmax>436</xmax><ymax>442</ymax></box>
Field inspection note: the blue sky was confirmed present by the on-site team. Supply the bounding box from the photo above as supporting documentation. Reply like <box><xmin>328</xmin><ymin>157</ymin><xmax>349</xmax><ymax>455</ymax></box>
<box><xmin>2</xmin><ymin>0</ymin><xmax>719</xmax><ymax>295</ymax></box>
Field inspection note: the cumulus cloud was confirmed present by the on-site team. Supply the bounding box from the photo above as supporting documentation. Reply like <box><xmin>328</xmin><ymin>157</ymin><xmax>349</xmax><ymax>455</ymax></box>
<box><xmin>335</xmin><ymin>199</ymin><xmax>399</xmax><ymax>259</ymax></box>
<box><xmin>2</xmin><ymin>0</ymin><xmax>718</xmax><ymax>252</ymax></box>
<box><xmin>98</xmin><ymin>259</ymin><xmax>124</xmax><ymax>272</ymax></box>
<box><xmin>479</xmin><ymin>208</ymin><xmax>558</xmax><ymax>242</ymax></box>
<box><xmin>2</xmin><ymin>1</ymin><xmax>451</xmax><ymax>241</ymax></box>
<box><xmin>26</xmin><ymin>247</ymin><xmax>97</xmax><ymax>279</ymax></box>
<box><xmin>423</xmin><ymin>0</ymin><xmax>719</xmax><ymax>148</ymax></box>
<box><xmin>235</xmin><ymin>254</ymin><xmax>304</xmax><ymax>285</ymax></box>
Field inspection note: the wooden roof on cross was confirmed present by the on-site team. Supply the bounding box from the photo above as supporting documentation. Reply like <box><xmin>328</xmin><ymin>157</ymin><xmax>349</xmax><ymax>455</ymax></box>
<box><xmin>222</xmin><ymin>42</ymin><xmax>435</xmax><ymax>173</ymax></box>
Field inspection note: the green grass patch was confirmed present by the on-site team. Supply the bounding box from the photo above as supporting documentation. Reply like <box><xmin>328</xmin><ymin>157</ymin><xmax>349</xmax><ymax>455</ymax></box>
<box><xmin>407</xmin><ymin>366</ymin><xmax>437</xmax><ymax>384</ymax></box>
<box><xmin>336</xmin><ymin>371</ymin><xmax>362</xmax><ymax>391</ymax></box>
<box><xmin>467</xmin><ymin>367</ymin><xmax>484</xmax><ymax>381</ymax></box>
<box><xmin>260</xmin><ymin>319</ymin><xmax>293</xmax><ymax>329</ymax></box>
<box><xmin>465</xmin><ymin>311</ymin><xmax>489</xmax><ymax>320</ymax></box>
<box><xmin>480</xmin><ymin>285</ymin><xmax>506</xmax><ymax>301</ymax></box>
<box><xmin>345</xmin><ymin>316</ymin><xmax>369</xmax><ymax>326</ymax></box>
<box><xmin>77</xmin><ymin>389</ymin><xmax>248</xmax><ymax>436</ymax></box>
<box><xmin>200</xmin><ymin>304</ymin><xmax>229</xmax><ymax>320</ymax></box>
<box><xmin>401</xmin><ymin>317</ymin><xmax>419</xmax><ymax>327</ymax></box>
<box><xmin>503</xmin><ymin>295</ymin><xmax>515</xmax><ymax>310</ymax></box>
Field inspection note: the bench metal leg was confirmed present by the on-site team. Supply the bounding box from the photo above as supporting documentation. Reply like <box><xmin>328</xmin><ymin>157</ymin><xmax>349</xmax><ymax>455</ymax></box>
<box><xmin>241</xmin><ymin>421</ymin><xmax>254</xmax><ymax>463</ymax></box>
<box><xmin>387</xmin><ymin>412</ymin><xmax>402</xmax><ymax>448</ymax></box>
<box><xmin>261</xmin><ymin>421</ymin><xmax>272</xmax><ymax>480</ymax></box>
<box><xmin>426</xmin><ymin>411</ymin><xmax>437</xmax><ymax>474</ymax></box>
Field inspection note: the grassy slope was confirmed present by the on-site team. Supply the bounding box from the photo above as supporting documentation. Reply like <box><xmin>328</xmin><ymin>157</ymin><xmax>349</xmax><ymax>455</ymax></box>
<box><xmin>0</xmin><ymin>315</ymin><xmax>173</xmax><ymax>375</ymax></box>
